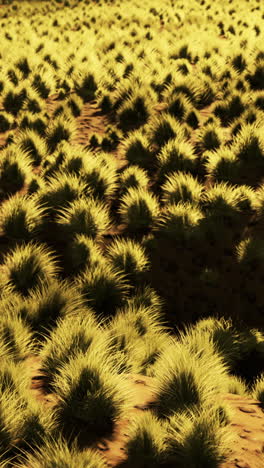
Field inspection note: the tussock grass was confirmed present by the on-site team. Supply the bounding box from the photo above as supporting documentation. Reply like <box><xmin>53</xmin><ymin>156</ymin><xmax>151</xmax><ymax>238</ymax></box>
<box><xmin>0</xmin><ymin>194</ymin><xmax>47</xmax><ymax>242</ymax></box>
<box><xmin>154</xmin><ymin>201</ymin><xmax>204</xmax><ymax>244</ymax></box>
<box><xmin>235</xmin><ymin>237</ymin><xmax>264</xmax><ymax>273</ymax></box>
<box><xmin>122</xmin><ymin>130</ymin><xmax>154</xmax><ymax>170</ymax></box>
<box><xmin>61</xmin><ymin>150</ymin><xmax>118</xmax><ymax>201</ymax></box>
<box><xmin>119</xmin><ymin>187</ymin><xmax>160</xmax><ymax>233</ymax></box>
<box><xmin>65</xmin><ymin>234</ymin><xmax>106</xmax><ymax>275</ymax></box>
<box><xmin>119</xmin><ymin>165</ymin><xmax>150</xmax><ymax>195</ymax></box>
<box><xmin>165</xmin><ymin>406</ymin><xmax>235</xmax><ymax>468</ymax></box>
<box><xmin>76</xmin><ymin>263</ymin><xmax>130</xmax><ymax>317</ymax></box>
<box><xmin>250</xmin><ymin>373</ymin><xmax>264</xmax><ymax>406</ymax></box>
<box><xmin>39</xmin><ymin>313</ymin><xmax>106</xmax><ymax>389</ymax></box>
<box><xmin>0</xmin><ymin>312</ymin><xmax>35</xmax><ymax>361</ymax></box>
<box><xmin>106</xmin><ymin>237</ymin><xmax>150</xmax><ymax>283</ymax></box>
<box><xmin>0</xmin><ymin>242</ymin><xmax>59</xmax><ymax>297</ymax></box>
<box><xmin>121</xmin><ymin>411</ymin><xmax>168</xmax><ymax>468</ymax></box>
<box><xmin>0</xmin><ymin>147</ymin><xmax>32</xmax><ymax>199</ymax></box>
<box><xmin>225</xmin><ymin>375</ymin><xmax>249</xmax><ymax>396</ymax></box>
<box><xmin>22</xmin><ymin>279</ymin><xmax>93</xmax><ymax>336</ymax></box>
<box><xmin>161</xmin><ymin>171</ymin><xmax>204</xmax><ymax>206</ymax></box>
<box><xmin>15</xmin><ymin>129</ymin><xmax>48</xmax><ymax>166</ymax></box>
<box><xmin>156</xmin><ymin>138</ymin><xmax>197</xmax><ymax>186</ymax></box>
<box><xmin>179</xmin><ymin>318</ymin><xmax>241</xmax><ymax>369</ymax></box>
<box><xmin>55</xmin><ymin>197</ymin><xmax>112</xmax><ymax>240</ymax></box>
<box><xmin>46</xmin><ymin>117</ymin><xmax>76</xmax><ymax>154</ymax></box>
<box><xmin>51</xmin><ymin>351</ymin><xmax>133</xmax><ymax>436</ymax></box>
<box><xmin>38</xmin><ymin>172</ymin><xmax>91</xmax><ymax>216</ymax></box>
<box><xmin>232</xmin><ymin>123</ymin><xmax>264</xmax><ymax>164</ymax></box>
<box><xmin>21</xmin><ymin>436</ymin><xmax>108</xmax><ymax>468</ymax></box>
<box><xmin>194</xmin><ymin>123</ymin><xmax>222</xmax><ymax>155</ymax></box>
<box><xmin>152</xmin><ymin>340</ymin><xmax>230</xmax><ymax>418</ymax></box>
<box><xmin>146</xmin><ymin>113</ymin><xmax>188</xmax><ymax>151</ymax></box>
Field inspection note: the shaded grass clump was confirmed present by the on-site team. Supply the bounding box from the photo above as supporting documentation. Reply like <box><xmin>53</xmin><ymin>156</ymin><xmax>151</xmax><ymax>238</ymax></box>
<box><xmin>39</xmin><ymin>313</ymin><xmax>104</xmax><ymax>389</ymax></box>
<box><xmin>22</xmin><ymin>280</ymin><xmax>92</xmax><ymax>338</ymax></box>
<box><xmin>0</xmin><ymin>147</ymin><xmax>32</xmax><ymax>200</ymax></box>
<box><xmin>161</xmin><ymin>171</ymin><xmax>204</xmax><ymax>206</ymax></box>
<box><xmin>76</xmin><ymin>263</ymin><xmax>130</xmax><ymax>317</ymax></box>
<box><xmin>165</xmin><ymin>407</ymin><xmax>235</xmax><ymax>468</ymax></box>
<box><xmin>15</xmin><ymin>129</ymin><xmax>48</xmax><ymax>166</ymax></box>
<box><xmin>119</xmin><ymin>187</ymin><xmax>160</xmax><ymax>233</ymax></box>
<box><xmin>0</xmin><ymin>194</ymin><xmax>47</xmax><ymax>242</ymax></box>
<box><xmin>250</xmin><ymin>373</ymin><xmax>264</xmax><ymax>407</ymax></box>
<box><xmin>119</xmin><ymin>165</ymin><xmax>150</xmax><ymax>195</ymax></box>
<box><xmin>51</xmin><ymin>351</ymin><xmax>133</xmax><ymax>438</ymax></box>
<box><xmin>46</xmin><ymin>117</ymin><xmax>76</xmax><ymax>154</ymax></box>
<box><xmin>146</xmin><ymin>113</ymin><xmax>188</xmax><ymax>151</ymax></box>
<box><xmin>22</xmin><ymin>436</ymin><xmax>108</xmax><ymax>468</ymax></box>
<box><xmin>120</xmin><ymin>411</ymin><xmax>168</xmax><ymax>468</ymax></box>
<box><xmin>0</xmin><ymin>242</ymin><xmax>59</xmax><ymax>297</ymax></box>
<box><xmin>55</xmin><ymin>198</ymin><xmax>112</xmax><ymax>240</ymax></box>
<box><xmin>38</xmin><ymin>172</ymin><xmax>91</xmax><ymax>217</ymax></box>
<box><xmin>122</xmin><ymin>130</ymin><xmax>154</xmax><ymax>171</ymax></box>
<box><xmin>106</xmin><ymin>237</ymin><xmax>150</xmax><ymax>284</ymax></box>
<box><xmin>152</xmin><ymin>341</ymin><xmax>230</xmax><ymax>419</ymax></box>
<box><xmin>154</xmin><ymin>202</ymin><xmax>204</xmax><ymax>245</ymax></box>
<box><xmin>156</xmin><ymin>139</ymin><xmax>197</xmax><ymax>186</ymax></box>
<box><xmin>65</xmin><ymin>234</ymin><xmax>106</xmax><ymax>276</ymax></box>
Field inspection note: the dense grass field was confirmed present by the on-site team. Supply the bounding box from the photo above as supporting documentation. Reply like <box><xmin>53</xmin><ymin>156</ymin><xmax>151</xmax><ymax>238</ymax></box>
<box><xmin>1</xmin><ymin>0</ymin><xmax>264</xmax><ymax>466</ymax></box>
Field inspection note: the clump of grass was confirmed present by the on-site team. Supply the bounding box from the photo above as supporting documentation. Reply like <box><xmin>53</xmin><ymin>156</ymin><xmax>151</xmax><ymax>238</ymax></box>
<box><xmin>119</xmin><ymin>165</ymin><xmax>149</xmax><ymax>195</ymax></box>
<box><xmin>226</xmin><ymin>375</ymin><xmax>249</xmax><ymax>396</ymax></box>
<box><xmin>51</xmin><ymin>351</ymin><xmax>133</xmax><ymax>437</ymax></box>
<box><xmin>214</xmin><ymin>93</ymin><xmax>245</xmax><ymax>126</ymax></box>
<box><xmin>235</xmin><ymin>237</ymin><xmax>264</xmax><ymax>273</ymax></box>
<box><xmin>122</xmin><ymin>130</ymin><xmax>154</xmax><ymax>171</ymax></box>
<box><xmin>14</xmin><ymin>129</ymin><xmax>48</xmax><ymax>166</ymax></box>
<box><xmin>76</xmin><ymin>263</ymin><xmax>129</xmax><ymax>317</ymax></box>
<box><xmin>200</xmin><ymin>181</ymin><xmax>247</xmax><ymax>229</ymax></box>
<box><xmin>194</xmin><ymin>124</ymin><xmax>222</xmax><ymax>155</ymax></box>
<box><xmin>146</xmin><ymin>113</ymin><xmax>188</xmax><ymax>151</ymax></box>
<box><xmin>166</xmin><ymin>407</ymin><xmax>235</xmax><ymax>468</ymax></box>
<box><xmin>38</xmin><ymin>172</ymin><xmax>91</xmax><ymax>216</ymax></box>
<box><xmin>166</xmin><ymin>92</ymin><xmax>192</xmax><ymax>122</ymax></box>
<box><xmin>2</xmin><ymin>86</ymin><xmax>26</xmax><ymax>116</ymax></box>
<box><xmin>0</xmin><ymin>242</ymin><xmax>59</xmax><ymax>297</ymax></box>
<box><xmin>65</xmin><ymin>234</ymin><xmax>106</xmax><ymax>276</ymax></box>
<box><xmin>61</xmin><ymin>150</ymin><xmax>118</xmax><ymax>201</ymax></box>
<box><xmin>106</xmin><ymin>237</ymin><xmax>150</xmax><ymax>283</ymax></box>
<box><xmin>66</xmin><ymin>94</ymin><xmax>83</xmax><ymax>117</ymax></box>
<box><xmin>185</xmin><ymin>108</ymin><xmax>199</xmax><ymax>129</ymax></box>
<box><xmin>0</xmin><ymin>112</ymin><xmax>14</xmax><ymax>133</ymax></box>
<box><xmin>31</xmin><ymin>72</ymin><xmax>51</xmax><ymax>99</ymax></box>
<box><xmin>161</xmin><ymin>171</ymin><xmax>204</xmax><ymax>206</ymax></box>
<box><xmin>18</xmin><ymin>111</ymin><xmax>48</xmax><ymax>137</ymax></box>
<box><xmin>152</xmin><ymin>341</ymin><xmax>230</xmax><ymax>419</ymax></box>
<box><xmin>204</xmin><ymin>147</ymin><xmax>242</xmax><ymax>184</ymax></box>
<box><xmin>119</xmin><ymin>187</ymin><xmax>160</xmax><ymax>233</ymax></box>
<box><xmin>0</xmin><ymin>311</ymin><xmax>35</xmax><ymax>361</ymax></box>
<box><xmin>156</xmin><ymin>139</ymin><xmax>197</xmax><ymax>186</ymax></box>
<box><xmin>154</xmin><ymin>201</ymin><xmax>204</xmax><ymax>244</ymax></box>
<box><xmin>0</xmin><ymin>194</ymin><xmax>47</xmax><ymax>242</ymax></box>
<box><xmin>39</xmin><ymin>313</ymin><xmax>104</xmax><ymax>388</ymax></box>
<box><xmin>180</xmin><ymin>318</ymin><xmax>241</xmax><ymax>369</ymax></box>
<box><xmin>246</xmin><ymin>60</ymin><xmax>264</xmax><ymax>90</ymax></box>
<box><xmin>23</xmin><ymin>280</ymin><xmax>92</xmax><ymax>337</ymax></box>
<box><xmin>0</xmin><ymin>147</ymin><xmax>32</xmax><ymax>199</ymax></box>
<box><xmin>121</xmin><ymin>411</ymin><xmax>168</xmax><ymax>468</ymax></box>
<box><xmin>232</xmin><ymin>123</ymin><xmax>264</xmax><ymax>164</ymax></box>
<box><xmin>250</xmin><ymin>373</ymin><xmax>264</xmax><ymax>407</ymax></box>
<box><xmin>55</xmin><ymin>198</ymin><xmax>112</xmax><ymax>240</ymax></box>
<box><xmin>116</xmin><ymin>94</ymin><xmax>151</xmax><ymax>132</ymax></box>
<box><xmin>22</xmin><ymin>436</ymin><xmax>108</xmax><ymax>468</ymax></box>
<box><xmin>74</xmin><ymin>72</ymin><xmax>97</xmax><ymax>103</ymax></box>
<box><xmin>46</xmin><ymin>116</ymin><xmax>76</xmax><ymax>154</ymax></box>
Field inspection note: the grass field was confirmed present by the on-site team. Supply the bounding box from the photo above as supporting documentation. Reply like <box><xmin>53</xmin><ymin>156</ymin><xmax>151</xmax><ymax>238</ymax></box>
<box><xmin>1</xmin><ymin>0</ymin><xmax>264</xmax><ymax>466</ymax></box>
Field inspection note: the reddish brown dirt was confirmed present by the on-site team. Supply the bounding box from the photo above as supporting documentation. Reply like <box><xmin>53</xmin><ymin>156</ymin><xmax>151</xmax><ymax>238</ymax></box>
<box><xmin>23</xmin><ymin>355</ymin><xmax>264</xmax><ymax>468</ymax></box>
